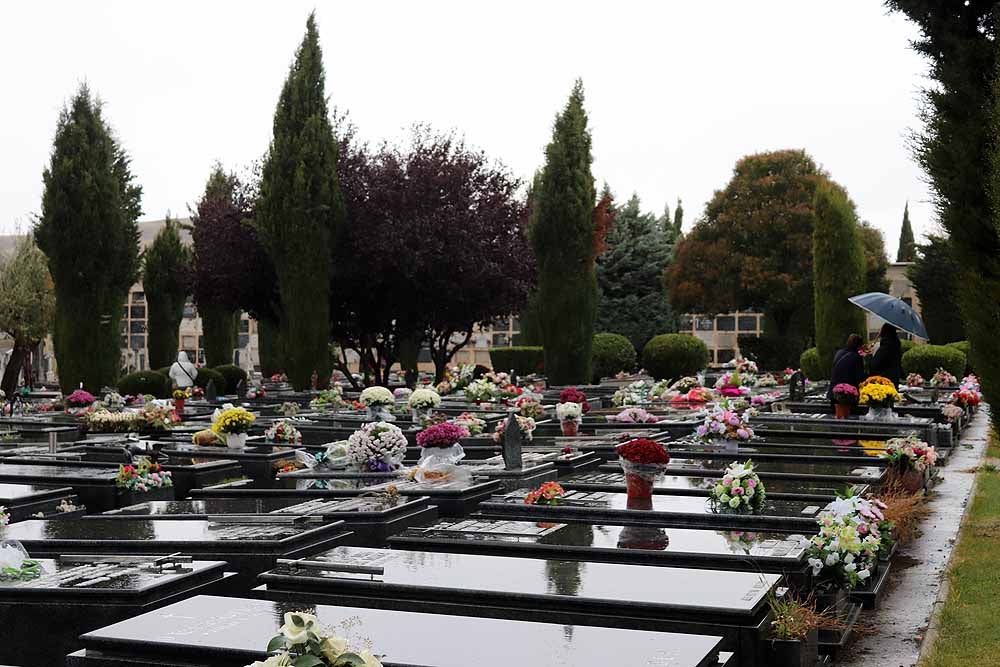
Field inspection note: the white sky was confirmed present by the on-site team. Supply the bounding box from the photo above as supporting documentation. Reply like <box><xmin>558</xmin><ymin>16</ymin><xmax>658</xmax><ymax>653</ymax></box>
<box><xmin>0</xmin><ymin>1</ymin><xmax>935</xmax><ymax>257</ymax></box>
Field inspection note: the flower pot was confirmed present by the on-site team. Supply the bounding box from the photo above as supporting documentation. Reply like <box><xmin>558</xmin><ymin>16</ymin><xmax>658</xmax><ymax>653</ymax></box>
<box><xmin>411</xmin><ymin>408</ymin><xmax>433</xmax><ymax>423</ymax></box>
<box><xmin>366</xmin><ymin>406</ymin><xmax>394</xmax><ymax>422</ymax></box>
<box><xmin>895</xmin><ymin>467</ymin><xmax>926</xmax><ymax>494</ymax></box>
<box><xmin>560</xmin><ymin>420</ymin><xmax>580</xmax><ymax>437</ymax></box>
<box><xmin>225</xmin><ymin>432</ymin><xmax>248</xmax><ymax>449</ymax></box>
<box><xmin>834</xmin><ymin>402</ymin><xmax>852</xmax><ymax>419</ymax></box>
<box><xmin>621</xmin><ymin>460</ymin><xmax>666</xmax><ymax>502</ymax></box>
<box><xmin>174</xmin><ymin>398</ymin><xmax>185</xmax><ymax>420</ymax></box>
<box><xmin>762</xmin><ymin>629</ymin><xmax>818</xmax><ymax>667</ymax></box>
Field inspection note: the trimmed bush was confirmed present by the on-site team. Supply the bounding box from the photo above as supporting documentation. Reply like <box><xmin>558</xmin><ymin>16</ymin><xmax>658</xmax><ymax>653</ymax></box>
<box><xmin>800</xmin><ymin>347</ymin><xmax>826</xmax><ymax>381</ymax></box>
<box><xmin>900</xmin><ymin>339</ymin><xmax>916</xmax><ymax>355</ymax></box>
<box><xmin>118</xmin><ymin>371</ymin><xmax>171</xmax><ymax>399</ymax></box>
<box><xmin>213</xmin><ymin>365</ymin><xmax>248</xmax><ymax>393</ymax></box>
<box><xmin>195</xmin><ymin>367</ymin><xmax>227</xmax><ymax>394</ymax></box>
<box><xmin>591</xmin><ymin>333</ymin><xmax>637</xmax><ymax>382</ymax></box>
<box><xmin>489</xmin><ymin>347</ymin><xmax>545</xmax><ymax>376</ymax></box>
<box><xmin>642</xmin><ymin>334</ymin><xmax>709</xmax><ymax>381</ymax></box>
<box><xmin>155</xmin><ymin>366</ymin><xmax>171</xmax><ymax>378</ymax></box>
<box><xmin>947</xmin><ymin>341</ymin><xmax>973</xmax><ymax>373</ymax></box>
<box><xmin>902</xmin><ymin>344</ymin><xmax>966</xmax><ymax>380</ymax></box>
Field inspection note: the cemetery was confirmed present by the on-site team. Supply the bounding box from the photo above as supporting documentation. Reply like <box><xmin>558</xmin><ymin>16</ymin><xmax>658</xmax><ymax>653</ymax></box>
<box><xmin>1</xmin><ymin>4</ymin><xmax>998</xmax><ymax>667</ymax></box>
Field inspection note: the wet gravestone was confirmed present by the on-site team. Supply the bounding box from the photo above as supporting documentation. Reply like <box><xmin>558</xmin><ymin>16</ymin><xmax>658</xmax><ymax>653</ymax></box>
<box><xmin>500</xmin><ymin>412</ymin><xmax>523</xmax><ymax>470</ymax></box>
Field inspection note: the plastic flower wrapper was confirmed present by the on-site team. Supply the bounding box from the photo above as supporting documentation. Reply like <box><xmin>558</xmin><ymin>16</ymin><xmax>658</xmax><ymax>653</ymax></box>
<box><xmin>415</xmin><ymin>423</ymin><xmax>472</xmax><ymax>484</ymax></box>
<box><xmin>0</xmin><ymin>540</ymin><xmax>43</xmax><ymax>581</ymax></box>
<box><xmin>555</xmin><ymin>401</ymin><xmax>583</xmax><ymax>423</ymax></box>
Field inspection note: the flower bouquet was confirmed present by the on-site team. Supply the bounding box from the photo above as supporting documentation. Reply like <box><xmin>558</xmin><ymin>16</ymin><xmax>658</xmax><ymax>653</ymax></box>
<box><xmin>755</xmin><ymin>373</ymin><xmax>778</xmax><ymax>388</ymax></box>
<box><xmin>940</xmin><ymin>403</ymin><xmax>964</xmax><ymax>423</ymax></box>
<box><xmin>347</xmin><ymin>422</ymin><xmax>408</xmax><ymax>472</ymax></box>
<box><xmin>606</xmin><ymin>407</ymin><xmax>660</xmax><ymax>424</ymax></box>
<box><xmin>247</xmin><ymin>610</ymin><xmax>382</xmax><ymax>667</ymax></box>
<box><xmin>450</xmin><ymin>412</ymin><xmax>486</xmax><ymax>436</ymax></box>
<box><xmin>905</xmin><ymin>373</ymin><xmax>925</xmax><ymax>388</ymax></box>
<box><xmin>612</xmin><ymin>380</ymin><xmax>651</xmax><ymax>407</ymax></box>
<box><xmin>280</xmin><ymin>402</ymin><xmax>300</xmax><ymax>418</ymax></box>
<box><xmin>524</xmin><ymin>481</ymin><xmax>565</xmax><ymax>506</ymax></box>
<box><xmin>881</xmin><ymin>435</ymin><xmax>937</xmax><ymax>493</ymax></box>
<box><xmin>310</xmin><ymin>387</ymin><xmax>345</xmax><ymax>411</ymax></box>
<box><xmin>929</xmin><ymin>368</ymin><xmax>957</xmax><ymax>387</ymax></box>
<box><xmin>65</xmin><ymin>389</ymin><xmax>96</xmax><ymax>407</ymax></box>
<box><xmin>695</xmin><ymin>407</ymin><xmax>754</xmax><ymax>444</ymax></box>
<box><xmin>951</xmin><ymin>387</ymin><xmax>981</xmax><ymax>408</ymax></box>
<box><xmin>555</xmin><ymin>401</ymin><xmax>583</xmax><ymax>436</ymax></box>
<box><xmin>360</xmin><ymin>386</ymin><xmax>395</xmax><ymax>421</ymax></box>
<box><xmin>407</xmin><ymin>388</ymin><xmax>441</xmax><ymax>421</ymax></box>
<box><xmin>714</xmin><ymin>371</ymin><xmax>751</xmax><ymax>397</ymax></box>
<box><xmin>103</xmin><ymin>392</ymin><xmax>126</xmax><ymax>412</ymax></box>
<box><xmin>266</xmin><ymin>419</ymin><xmax>303</xmax><ymax>444</ymax></box>
<box><xmin>246</xmin><ymin>386</ymin><xmax>267</xmax><ymax>400</ymax></box>
<box><xmin>709</xmin><ymin>460</ymin><xmax>766</xmax><ymax>514</ymax></box>
<box><xmin>492</xmin><ymin>415</ymin><xmax>536</xmax><ymax>443</ymax></box>
<box><xmin>734</xmin><ymin>357</ymin><xmax>759</xmax><ymax>375</ymax></box>
<box><xmin>269</xmin><ymin>372</ymin><xmax>288</xmax><ymax>383</ymax></box>
<box><xmin>464</xmin><ymin>378</ymin><xmax>499</xmax><ymax>404</ymax></box>
<box><xmin>212</xmin><ymin>406</ymin><xmax>256</xmax><ymax>448</ymax></box>
<box><xmin>116</xmin><ymin>460</ymin><xmax>173</xmax><ymax>495</ymax></box>
<box><xmin>670</xmin><ymin>376</ymin><xmax>702</xmax><ymax>393</ymax></box>
<box><xmin>515</xmin><ymin>394</ymin><xmax>545</xmax><ymax>419</ymax></box>
<box><xmin>806</xmin><ymin>511</ymin><xmax>878</xmax><ymax>592</ymax></box>
<box><xmin>781</xmin><ymin>367</ymin><xmax>798</xmax><ymax>384</ymax></box>
<box><xmin>559</xmin><ymin>387</ymin><xmax>591</xmax><ymax>413</ymax></box>
<box><xmin>617</xmin><ymin>438</ymin><xmax>670</xmax><ymax>502</ymax></box>
<box><xmin>859</xmin><ymin>377</ymin><xmax>900</xmax><ymax>420</ymax></box>
<box><xmin>171</xmin><ymin>388</ymin><xmax>188</xmax><ymax>416</ymax></box>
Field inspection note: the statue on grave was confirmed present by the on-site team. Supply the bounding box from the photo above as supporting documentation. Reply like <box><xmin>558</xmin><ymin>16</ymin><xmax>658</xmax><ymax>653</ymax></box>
<box><xmin>501</xmin><ymin>411</ymin><xmax>524</xmax><ymax>471</ymax></box>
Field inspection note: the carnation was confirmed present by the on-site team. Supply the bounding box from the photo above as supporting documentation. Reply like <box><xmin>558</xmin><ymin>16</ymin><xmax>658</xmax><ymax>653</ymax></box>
<box><xmin>360</xmin><ymin>386</ymin><xmax>395</xmax><ymax>407</ymax></box>
<box><xmin>346</xmin><ymin>421</ymin><xmax>408</xmax><ymax>472</ymax></box>
<box><xmin>559</xmin><ymin>387</ymin><xmax>591</xmax><ymax>413</ymax></box>
<box><xmin>416</xmin><ymin>422</ymin><xmax>469</xmax><ymax>448</ymax></box>
<box><xmin>616</xmin><ymin>438</ymin><xmax>670</xmax><ymax>465</ymax></box>
<box><xmin>555</xmin><ymin>401</ymin><xmax>583</xmax><ymax>422</ymax></box>
<box><xmin>408</xmin><ymin>388</ymin><xmax>442</xmax><ymax>410</ymax></box>
<box><xmin>66</xmin><ymin>389</ymin><xmax>97</xmax><ymax>407</ymax></box>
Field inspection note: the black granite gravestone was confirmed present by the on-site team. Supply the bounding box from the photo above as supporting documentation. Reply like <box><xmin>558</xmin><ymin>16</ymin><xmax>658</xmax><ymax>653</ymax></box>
<box><xmin>0</xmin><ymin>482</ymin><xmax>82</xmax><ymax>521</ymax></box>
<box><xmin>788</xmin><ymin>371</ymin><xmax>807</xmax><ymax>401</ymax></box>
<box><xmin>66</xmin><ymin>594</ymin><xmax>727</xmax><ymax>667</ymax></box>
<box><xmin>598</xmin><ymin>459</ymin><xmax>885</xmax><ymax>485</ymax></box>
<box><xmin>205</xmin><ymin>379</ymin><xmax>217</xmax><ymax>402</ymax></box>
<box><xmin>500</xmin><ymin>412</ymin><xmax>523</xmax><ymax>470</ymax></box>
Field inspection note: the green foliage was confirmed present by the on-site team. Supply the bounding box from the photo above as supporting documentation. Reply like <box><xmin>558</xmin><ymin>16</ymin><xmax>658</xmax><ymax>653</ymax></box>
<box><xmin>529</xmin><ymin>80</ymin><xmax>597</xmax><ymax>385</ymax></box>
<box><xmin>489</xmin><ymin>347</ymin><xmax>545</xmax><ymax>376</ymax></box>
<box><xmin>155</xmin><ymin>366</ymin><xmax>171</xmax><ymax>378</ymax></box>
<box><xmin>117</xmin><ymin>370</ymin><xmax>170</xmax><ymax>399</ymax></box>
<box><xmin>256</xmin><ymin>13</ymin><xmax>344</xmax><ymax>390</ymax></box>
<box><xmin>257</xmin><ymin>317</ymin><xmax>284</xmax><ymax>376</ymax></box>
<box><xmin>35</xmin><ymin>85</ymin><xmax>142</xmax><ymax>392</ymax></box>
<box><xmin>947</xmin><ymin>340</ymin><xmax>973</xmax><ymax>373</ymax></box>
<box><xmin>800</xmin><ymin>347</ymin><xmax>825</xmax><ymax>381</ymax></box>
<box><xmin>812</xmin><ymin>181</ymin><xmax>867</xmax><ymax>373</ymax></box>
<box><xmin>143</xmin><ymin>216</ymin><xmax>191</xmax><ymax>369</ymax></box>
<box><xmin>0</xmin><ymin>236</ymin><xmax>55</xmax><ymax>393</ymax></box>
<box><xmin>902</xmin><ymin>344</ymin><xmax>966</xmax><ymax>380</ymax></box>
<box><xmin>896</xmin><ymin>202</ymin><xmax>916</xmax><ymax>262</ymax></box>
<box><xmin>908</xmin><ymin>235</ymin><xmax>965</xmax><ymax>343</ymax></box>
<box><xmin>642</xmin><ymin>333</ymin><xmax>708</xmax><ymax>381</ymax></box>
<box><xmin>737</xmin><ymin>334</ymin><xmax>800</xmax><ymax>371</ymax></box>
<box><xmin>859</xmin><ymin>221</ymin><xmax>891</xmax><ymax>293</ymax></box>
<box><xmin>900</xmin><ymin>339</ymin><xmax>916</xmax><ymax>355</ymax></box>
<box><xmin>596</xmin><ymin>193</ymin><xmax>676</xmax><ymax>351</ymax></box>
<box><xmin>591</xmin><ymin>333</ymin><xmax>637</xmax><ymax>381</ymax></box>
<box><xmin>213</xmin><ymin>364</ymin><xmax>248</xmax><ymax>393</ymax></box>
<box><xmin>200</xmin><ymin>306</ymin><xmax>237</xmax><ymax>367</ymax></box>
<box><xmin>195</xmin><ymin>367</ymin><xmax>227</xmax><ymax>394</ymax></box>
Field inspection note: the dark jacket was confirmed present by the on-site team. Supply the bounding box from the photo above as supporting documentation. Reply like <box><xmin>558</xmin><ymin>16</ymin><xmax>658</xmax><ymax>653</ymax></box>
<box><xmin>869</xmin><ymin>337</ymin><xmax>903</xmax><ymax>386</ymax></box>
<box><xmin>827</xmin><ymin>347</ymin><xmax>865</xmax><ymax>401</ymax></box>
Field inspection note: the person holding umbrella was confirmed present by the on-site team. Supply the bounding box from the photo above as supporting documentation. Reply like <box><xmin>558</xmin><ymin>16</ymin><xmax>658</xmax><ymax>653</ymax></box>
<box><xmin>869</xmin><ymin>323</ymin><xmax>903</xmax><ymax>387</ymax></box>
<box><xmin>827</xmin><ymin>333</ymin><xmax>866</xmax><ymax>404</ymax></box>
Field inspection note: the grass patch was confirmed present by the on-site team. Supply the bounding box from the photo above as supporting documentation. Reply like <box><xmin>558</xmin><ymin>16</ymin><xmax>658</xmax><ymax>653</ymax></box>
<box><xmin>921</xmin><ymin>430</ymin><xmax>1000</xmax><ymax>667</ymax></box>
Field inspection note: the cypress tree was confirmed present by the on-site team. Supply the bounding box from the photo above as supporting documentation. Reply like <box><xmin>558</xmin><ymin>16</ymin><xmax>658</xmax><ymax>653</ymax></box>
<box><xmin>896</xmin><ymin>202</ymin><xmax>916</xmax><ymax>262</ymax></box>
<box><xmin>907</xmin><ymin>234</ymin><xmax>965</xmax><ymax>343</ymax></box>
<box><xmin>200</xmin><ymin>307</ymin><xmax>237</xmax><ymax>367</ymax></box>
<box><xmin>143</xmin><ymin>215</ymin><xmax>191</xmax><ymax>369</ymax></box>
<box><xmin>673</xmin><ymin>198</ymin><xmax>684</xmax><ymax>238</ymax></box>
<box><xmin>530</xmin><ymin>80</ymin><xmax>597</xmax><ymax>384</ymax></box>
<box><xmin>812</xmin><ymin>182</ymin><xmax>867</xmax><ymax>372</ymax></box>
<box><xmin>35</xmin><ymin>85</ymin><xmax>141</xmax><ymax>392</ymax></box>
<box><xmin>257</xmin><ymin>13</ymin><xmax>343</xmax><ymax>390</ymax></box>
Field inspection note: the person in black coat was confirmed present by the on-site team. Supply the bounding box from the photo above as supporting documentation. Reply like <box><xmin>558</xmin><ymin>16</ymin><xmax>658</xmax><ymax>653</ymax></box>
<box><xmin>827</xmin><ymin>333</ymin><xmax>866</xmax><ymax>403</ymax></box>
<box><xmin>869</xmin><ymin>324</ymin><xmax>903</xmax><ymax>387</ymax></box>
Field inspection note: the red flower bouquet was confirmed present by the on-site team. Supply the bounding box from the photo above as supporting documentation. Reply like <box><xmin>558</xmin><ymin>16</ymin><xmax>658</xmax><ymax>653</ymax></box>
<box><xmin>617</xmin><ymin>438</ymin><xmax>670</xmax><ymax>502</ymax></box>
<box><xmin>524</xmin><ymin>481</ymin><xmax>565</xmax><ymax>506</ymax></box>
<box><xmin>559</xmin><ymin>387</ymin><xmax>591</xmax><ymax>413</ymax></box>
<box><xmin>616</xmin><ymin>438</ymin><xmax>671</xmax><ymax>464</ymax></box>
<box><xmin>416</xmin><ymin>422</ymin><xmax>470</xmax><ymax>448</ymax></box>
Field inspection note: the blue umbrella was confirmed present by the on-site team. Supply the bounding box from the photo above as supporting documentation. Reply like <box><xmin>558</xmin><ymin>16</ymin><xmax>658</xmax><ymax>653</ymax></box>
<box><xmin>848</xmin><ymin>292</ymin><xmax>929</xmax><ymax>340</ymax></box>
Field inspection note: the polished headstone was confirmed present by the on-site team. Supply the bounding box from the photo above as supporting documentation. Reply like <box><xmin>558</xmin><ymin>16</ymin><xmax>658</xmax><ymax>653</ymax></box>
<box><xmin>561</xmin><ymin>471</ymin><xmax>865</xmax><ymax>500</ymax></box>
<box><xmin>102</xmin><ymin>496</ymin><xmax>426</xmax><ymax>518</ymax></box>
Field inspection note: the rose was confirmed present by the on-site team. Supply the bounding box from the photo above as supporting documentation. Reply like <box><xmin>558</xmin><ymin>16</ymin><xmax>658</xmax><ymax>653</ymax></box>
<box><xmin>319</xmin><ymin>635</ymin><xmax>350</xmax><ymax>662</ymax></box>
<box><xmin>278</xmin><ymin>612</ymin><xmax>318</xmax><ymax>645</ymax></box>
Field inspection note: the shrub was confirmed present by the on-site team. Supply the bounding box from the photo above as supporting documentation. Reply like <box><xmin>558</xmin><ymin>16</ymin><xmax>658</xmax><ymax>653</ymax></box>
<box><xmin>213</xmin><ymin>365</ymin><xmax>248</xmax><ymax>393</ymax></box>
<box><xmin>155</xmin><ymin>366</ymin><xmax>171</xmax><ymax>378</ymax></box>
<box><xmin>800</xmin><ymin>347</ymin><xmax>826</xmax><ymax>381</ymax></box>
<box><xmin>947</xmin><ymin>341</ymin><xmax>973</xmax><ymax>373</ymax></box>
<box><xmin>642</xmin><ymin>334</ymin><xmax>709</xmax><ymax>381</ymax></box>
<box><xmin>902</xmin><ymin>344</ymin><xmax>966</xmax><ymax>380</ymax></box>
<box><xmin>900</xmin><ymin>339</ymin><xmax>916</xmax><ymax>355</ymax></box>
<box><xmin>195</xmin><ymin>367</ymin><xmax>227</xmax><ymax>394</ymax></box>
<box><xmin>591</xmin><ymin>333</ymin><xmax>637</xmax><ymax>381</ymax></box>
<box><xmin>118</xmin><ymin>371</ymin><xmax>171</xmax><ymax>399</ymax></box>
<box><xmin>489</xmin><ymin>347</ymin><xmax>545</xmax><ymax>376</ymax></box>
<box><xmin>737</xmin><ymin>334</ymin><xmax>801</xmax><ymax>371</ymax></box>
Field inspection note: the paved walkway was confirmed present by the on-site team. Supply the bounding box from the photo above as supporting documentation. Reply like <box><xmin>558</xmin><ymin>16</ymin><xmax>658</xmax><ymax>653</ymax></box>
<box><xmin>840</xmin><ymin>407</ymin><xmax>991</xmax><ymax>667</ymax></box>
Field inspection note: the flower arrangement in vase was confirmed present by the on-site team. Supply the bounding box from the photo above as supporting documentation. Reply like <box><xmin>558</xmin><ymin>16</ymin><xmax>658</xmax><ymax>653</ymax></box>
<box><xmin>514</xmin><ymin>394</ymin><xmax>546</xmax><ymax>419</ymax></box>
<box><xmin>492</xmin><ymin>415</ymin><xmax>536</xmax><ymax>443</ymax></box>
<box><xmin>102</xmin><ymin>392</ymin><xmax>126</xmax><ymax>412</ymax></box>
<box><xmin>265</xmin><ymin>419</ymin><xmax>303</xmax><ymax>444</ymax></box>
<box><xmin>246</xmin><ymin>386</ymin><xmax>267</xmax><ymax>400</ymax></box>
<box><xmin>880</xmin><ymin>435</ymin><xmax>936</xmax><ymax>493</ymax></box>
<box><xmin>347</xmin><ymin>422</ymin><xmax>408</xmax><ymax>472</ymax></box>
<box><xmin>858</xmin><ymin>377</ymin><xmax>900</xmax><ymax>420</ymax></box>
<box><xmin>709</xmin><ymin>460</ymin><xmax>766</xmax><ymax>513</ymax></box>
<box><xmin>755</xmin><ymin>373</ymin><xmax>778</xmax><ymax>388</ymax></box>
<box><xmin>524</xmin><ymin>481</ymin><xmax>565</xmax><ymax>506</ymax></box>
<box><xmin>281</xmin><ymin>402</ymin><xmax>300</xmax><ymax>418</ymax></box>
<box><xmin>65</xmin><ymin>389</ymin><xmax>97</xmax><ymax>407</ymax></box>
<box><xmin>464</xmin><ymin>378</ymin><xmax>499</xmax><ymax>404</ymax></box>
<box><xmin>905</xmin><ymin>373</ymin><xmax>925</xmax><ymax>388</ymax></box>
<box><xmin>670</xmin><ymin>376</ymin><xmax>702</xmax><ymax>392</ymax></box>
<box><xmin>212</xmin><ymin>406</ymin><xmax>256</xmax><ymax>448</ymax></box>
<box><xmin>450</xmin><ymin>412</ymin><xmax>486</xmax><ymax>436</ymax></box>
<box><xmin>714</xmin><ymin>371</ymin><xmax>752</xmax><ymax>397</ymax></box>
<box><xmin>695</xmin><ymin>406</ymin><xmax>755</xmax><ymax>443</ymax></box>
<box><xmin>360</xmin><ymin>386</ymin><xmax>395</xmax><ymax>421</ymax></box>
<box><xmin>831</xmin><ymin>383</ymin><xmax>859</xmax><ymax>419</ymax></box>
<box><xmin>616</xmin><ymin>438</ymin><xmax>670</xmax><ymax>503</ymax></box>
<box><xmin>247</xmin><ymin>610</ymin><xmax>383</xmax><ymax>667</ymax></box>
<box><xmin>559</xmin><ymin>387</ymin><xmax>591</xmax><ymax>413</ymax></box>
<box><xmin>929</xmin><ymin>368</ymin><xmax>957</xmax><ymax>387</ymax></box>
<box><xmin>416</xmin><ymin>422</ymin><xmax>469</xmax><ymax>449</ymax></box>
<box><xmin>116</xmin><ymin>460</ymin><xmax>173</xmax><ymax>493</ymax></box>
<box><xmin>951</xmin><ymin>387</ymin><xmax>981</xmax><ymax>408</ymax></box>
<box><xmin>612</xmin><ymin>380</ymin><xmax>652</xmax><ymax>407</ymax></box>
<box><xmin>407</xmin><ymin>388</ymin><xmax>441</xmax><ymax>420</ymax></box>
<box><xmin>555</xmin><ymin>401</ymin><xmax>583</xmax><ymax>436</ymax></box>
<box><xmin>310</xmin><ymin>386</ymin><xmax>345</xmax><ymax>411</ymax></box>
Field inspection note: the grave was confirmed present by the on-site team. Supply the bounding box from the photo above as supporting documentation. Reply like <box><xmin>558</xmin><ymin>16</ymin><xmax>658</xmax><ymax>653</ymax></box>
<box><xmin>66</xmin><ymin>594</ymin><xmax>729</xmax><ymax>667</ymax></box>
<box><xmin>256</xmin><ymin>545</ymin><xmax>781</xmax><ymax>666</ymax></box>
<box><xmin>0</xmin><ymin>555</ymin><xmax>229</xmax><ymax>665</ymax></box>
<box><xmin>598</xmin><ymin>459</ymin><xmax>885</xmax><ymax>485</ymax></box>
<box><xmin>479</xmin><ymin>489</ymin><xmax>823</xmax><ymax>531</ymax></box>
<box><xmin>0</xmin><ymin>516</ymin><xmax>352</xmax><ymax>586</ymax></box>
<box><xmin>158</xmin><ymin>443</ymin><xmax>306</xmax><ymax>485</ymax></box>
<box><xmin>0</xmin><ymin>463</ymin><xmax>121</xmax><ymax>512</ymax></box>
<box><xmin>99</xmin><ymin>495</ymin><xmax>438</xmax><ymax>545</ymax></box>
<box><xmin>0</xmin><ymin>482</ymin><xmax>83</xmax><ymax>521</ymax></box>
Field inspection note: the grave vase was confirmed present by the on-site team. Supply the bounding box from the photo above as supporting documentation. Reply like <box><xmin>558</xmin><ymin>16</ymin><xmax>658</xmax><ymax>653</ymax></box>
<box><xmin>560</xmin><ymin>419</ymin><xmax>580</xmax><ymax>437</ymax></box>
<box><xmin>620</xmin><ymin>460</ymin><xmax>666</xmax><ymax>502</ymax></box>
<box><xmin>762</xmin><ymin>629</ymin><xmax>818</xmax><ymax>667</ymax></box>
<box><xmin>174</xmin><ymin>398</ymin><xmax>185</xmax><ymax>419</ymax></box>
<box><xmin>833</xmin><ymin>402</ymin><xmax>852</xmax><ymax>419</ymax></box>
<box><xmin>411</xmin><ymin>408</ymin><xmax>434</xmax><ymax>423</ymax></box>
<box><xmin>365</xmin><ymin>405</ymin><xmax>395</xmax><ymax>422</ymax></box>
<box><xmin>863</xmin><ymin>404</ymin><xmax>895</xmax><ymax>422</ymax></box>
<box><xmin>225</xmin><ymin>432</ymin><xmax>248</xmax><ymax>449</ymax></box>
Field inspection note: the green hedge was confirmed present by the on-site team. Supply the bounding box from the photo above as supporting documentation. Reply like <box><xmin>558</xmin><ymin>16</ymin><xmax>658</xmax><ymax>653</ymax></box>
<box><xmin>591</xmin><ymin>333</ymin><xmax>637</xmax><ymax>382</ymax></box>
<box><xmin>642</xmin><ymin>334</ymin><xmax>708</xmax><ymax>381</ymax></box>
<box><xmin>155</xmin><ymin>366</ymin><xmax>171</xmax><ymax>378</ymax></box>
<box><xmin>900</xmin><ymin>339</ymin><xmax>916</xmax><ymax>355</ymax></box>
<box><xmin>213</xmin><ymin>365</ymin><xmax>248</xmax><ymax>394</ymax></box>
<box><xmin>489</xmin><ymin>347</ymin><xmax>545</xmax><ymax>376</ymax></box>
<box><xmin>195</xmin><ymin>367</ymin><xmax>227</xmax><ymax>394</ymax></box>
<box><xmin>118</xmin><ymin>371</ymin><xmax>171</xmax><ymax>399</ymax></box>
<box><xmin>800</xmin><ymin>347</ymin><xmax>826</xmax><ymax>381</ymax></box>
<box><xmin>902</xmin><ymin>344</ymin><xmax>966</xmax><ymax>380</ymax></box>
<box><xmin>946</xmin><ymin>341</ymin><xmax>973</xmax><ymax>373</ymax></box>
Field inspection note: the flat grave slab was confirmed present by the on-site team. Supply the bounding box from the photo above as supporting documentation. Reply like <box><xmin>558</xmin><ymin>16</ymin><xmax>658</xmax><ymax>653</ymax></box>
<box><xmin>99</xmin><ymin>496</ymin><xmax>438</xmax><ymax>545</ymax></box>
<box><xmin>159</xmin><ymin>443</ymin><xmax>305</xmax><ymax>484</ymax></box>
<box><xmin>0</xmin><ymin>555</ymin><xmax>229</xmax><ymax>665</ymax></box>
<box><xmin>194</xmin><ymin>477</ymin><xmax>503</xmax><ymax>516</ymax></box>
<box><xmin>1</xmin><ymin>517</ymin><xmax>352</xmax><ymax>586</ymax></box>
<box><xmin>66</xmin><ymin>594</ymin><xmax>726</xmax><ymax>667</ymax></box>
<box><xmin>0</xmin><ymin>462</ymin><xmax>121</xmax><ymax>511</ymax></box>
<box><xmin>0</xmin><ymin>482</ymin><xmax>81</xmax><ymax>521</ymax></box>
<box><xmin>658</xmin><ymin>442</ymin><xmax>888</xmax><ymax>467</ymax></box>
<box><xmin>599</xmin><ymin>459</ymin><xmax>885</xmax><ymax>485</ymax></box>
<box><xmin>389</xmin><ymin>517</ymin><xmax>809</xmax><ymax>577</ymax></box>
<box><xmin>479</xmin><ymin>489</ymin><xmax>822</xmax><ymax>531</ymax></box>
<box><xmin>257</xmin><ymin>546</ymin><xmax>781</xmax><ymax>665</ymax></box>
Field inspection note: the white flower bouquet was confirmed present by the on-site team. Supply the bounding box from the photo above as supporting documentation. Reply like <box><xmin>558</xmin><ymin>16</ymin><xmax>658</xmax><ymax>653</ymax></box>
<box><xmin>464</xmin><ymin>378</ymin><xmax>499</xmax><ymax>403</ymax></box>
<box><xmin>709</xmin><ymin>460</ymin><xmax>765</xmax><ymax>513</ymax></box>
<box><xmin>265</xmin><ymin>419</ymin><xmax>303</xmax><ymax>444</ymax></box>
<box><xmin>247</xmin><ymin>610</ymin><xmax>382</xmax><ymax>667</ymax></box>
<box><xmin>359</xmin><ymin>386</ymin><xmax>395</xmax><ymax>407</ymax></box>
<box><xmin>555</xmin><ymin>401</ymin><xmax>583</xmax><ymax>422</ymax></box>
<box><xmin>408</xmin><ymin>388</ymin><xmax>441</xmax><ymax>411</ymax></box>
<box><xmin>347</xmin><ymin>421</ymin><xmax>408</xmax><ymax>472</ymax></box>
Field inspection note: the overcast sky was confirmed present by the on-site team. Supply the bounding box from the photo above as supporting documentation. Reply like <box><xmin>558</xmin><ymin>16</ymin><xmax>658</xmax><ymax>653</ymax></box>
<box><xmin>1</xmin><ymin>1</ymin><xmax>934</xmax><ymax>257</ymax></box>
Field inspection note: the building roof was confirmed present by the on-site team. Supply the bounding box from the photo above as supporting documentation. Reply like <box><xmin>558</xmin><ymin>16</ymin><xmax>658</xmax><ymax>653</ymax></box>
<box><xmin>0</xmin><ymin>218</ymin><xmax>192</xmax><ymax>258</ymax></box>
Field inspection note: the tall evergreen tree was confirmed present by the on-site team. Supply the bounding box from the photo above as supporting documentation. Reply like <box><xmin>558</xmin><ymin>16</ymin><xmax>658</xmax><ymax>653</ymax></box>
<box><xmin>35</xmin><ymin>85</ymin><xmax>141</xmax><ymax>392</ymax></box>
<box><xmin>0</xmin><ymin>236</ymin><xmax>55</xmax><ymax>394</ymax></box>
<box><xmin>813</xmin><ymin>182</ymin><xmax>867</xmax><ymax>372</ymax></box>
<box><xmin>907</xmin><ymin>235</ymin><xmax>965</xmax><ymax>343</ymax></box>
<box><xmin>896</xmin><ymin>202</ymin><xmax>916</xmax><ymax>262</ymax></box>
<box><xmin>257</xmin><ymin>13</ymin><xmax>343</xmax><ymax>390</ymax></box>
<box><xmin>859</xmin><ymin>221</ymin><xmax>891</xmax><ymax>293</ymax></box>
<box><xmin>597</xmin><ymin>193</ymin><xmax>676</xmax><ymax>351</ymax></box>
<box><xmin>529</xmin><ymin>80</ymin><xmax>597</xmax><ymax>384</ymax></box>
<box><xmin>673</xmin><ymin>198</ymin><xmax>684</xmax><ymax>237</ymax></box>
<box><xmin>659</xmin><ymin>202</ymin><xmax>672</xmax><ymax>236</ymax></box>
<box><xmin>143</xmin><ymin>215</ymin><xmax>191</xmax><ymax>369</ymax></box>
